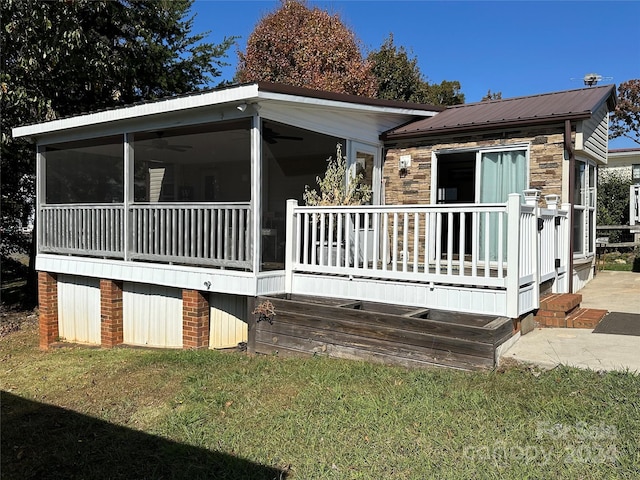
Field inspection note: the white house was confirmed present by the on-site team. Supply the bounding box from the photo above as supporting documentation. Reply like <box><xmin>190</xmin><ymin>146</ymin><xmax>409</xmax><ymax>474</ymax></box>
<box><xmin>12</xmin><ymin>82</ymin><xmax>617</xmax><ymax>368</ymax></box>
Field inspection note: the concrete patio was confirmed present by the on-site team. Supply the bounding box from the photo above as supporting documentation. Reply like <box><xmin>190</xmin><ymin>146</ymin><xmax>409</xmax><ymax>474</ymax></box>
<box><xmin>502</xmin><ymin>270</ymin><xmax>640</xmax><ymax>372</ymax></box>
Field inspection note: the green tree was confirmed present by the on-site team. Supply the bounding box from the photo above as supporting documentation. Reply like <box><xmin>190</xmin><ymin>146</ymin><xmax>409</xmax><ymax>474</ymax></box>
<box><xmin>422</xmin><ymin>79</ymin><xmax>465</xmax><ymax>106</ymax></box>
<box><xmin>367</xmin><ymin>34</ymin><xmax>425</xmax><ymax>103</ymax></box>
<box><xmin>367</xmin><ymin>35</ymin><xmax>464</xmax><ymax>106</ymax></box>
<box><xmin>481</xmin><ymin>89</ymin><xmax>502</xmax><ymax>101</ymax></box>
<box><xmin>235</xmin><ymin>0</ymin><xmax>376</xmax><ymax>96</ymax></box>
<box><xmin>610</xmin><ymin>79</ymin><xmax>640</xmax><ymax>145</ymax></box>
<box><xmin>1</xmin><ymin>0</ymin><xmax>235</xmax><ymax>259</ymax></box>
<box><xmin>597</xmin><ymin>170</ymin><xmax>633</xmax><ymax>242</ymax></box>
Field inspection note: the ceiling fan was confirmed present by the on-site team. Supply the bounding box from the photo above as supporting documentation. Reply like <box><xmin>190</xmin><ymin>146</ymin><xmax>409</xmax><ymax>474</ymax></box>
<box><xmin>262</xmin><ymin>126</ymin><xmax>304</xmax><ymax>145</ymax></box>
<box><xmin>144</xmin><ymin>132</ymin><xmax>192</xmax><ymax>152</ymax></box>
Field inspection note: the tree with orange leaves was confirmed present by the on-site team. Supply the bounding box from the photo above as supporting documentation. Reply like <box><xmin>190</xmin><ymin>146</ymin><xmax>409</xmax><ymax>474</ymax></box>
<box><xmin>236</xmin><ymin>0</ymin><xmax>376</xmax><ymax>97</ymax></box>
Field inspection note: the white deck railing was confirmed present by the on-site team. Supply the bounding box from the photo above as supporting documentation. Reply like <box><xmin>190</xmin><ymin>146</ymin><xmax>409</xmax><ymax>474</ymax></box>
<box><xmin>40</xmin><ymin>204</ymin><xmax>125</xmax><ymax>258</ymax></box>
<box><xmin>285</xmin><ymin>194</ymin><xmax>570</xmax><ymax>318</ymax></box>
<box><xmin>39</xmin><ymin>202</ymin><xmax>252</xmax><ymax>269</ymax></box>
<box><xmin>129</xmin><ymin>203</ymin><xmax>251</xmax><ymax>268</ymax></box>
<box><xmin>286</xmin><ymin>202</ymin><xmax>513</xmax><ymax>287</ymax></box>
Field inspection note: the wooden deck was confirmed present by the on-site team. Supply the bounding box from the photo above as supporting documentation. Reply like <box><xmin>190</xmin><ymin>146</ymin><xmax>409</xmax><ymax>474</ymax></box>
<box><xmin>248</xmin><ymin>294</ymin><xmax>515</xmax><ymax>370</ymax></box>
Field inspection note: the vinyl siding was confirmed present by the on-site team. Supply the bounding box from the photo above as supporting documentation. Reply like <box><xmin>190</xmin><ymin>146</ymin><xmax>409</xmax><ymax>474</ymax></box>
<box><xmin>57</xmin><ymin>275</ymin><xmax>101</xmax><ymax>344</ymax></box>
<box><xmin>123</xmin><ymin>283</ymin><xmax>182</xmax><ymax>348</ymax></box>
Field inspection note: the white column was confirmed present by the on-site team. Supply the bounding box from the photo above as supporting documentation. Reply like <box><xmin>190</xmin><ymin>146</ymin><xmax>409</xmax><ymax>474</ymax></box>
<box><xmin>36</xmin><ymin>145</ymin><xmax>44</xmax><ymax>255</ymax></box>
<box><xmin>124</xmin><ymin>133</ymin><xmax>133</xmax><ymax>261</ymax></box>
<box><xmin>284</xmin><ymin>199</ymin><xmax>298</xmax><ymax>294</ymax></box>
<box><xmin>250</xmin><ymin>115</ymin><xmax>262</xmax><ymax>276</ymax></box>
<box><xmin>505</xmin><ymin>194</ymin><xmax>521</xmax><ymax>318</ymax></box>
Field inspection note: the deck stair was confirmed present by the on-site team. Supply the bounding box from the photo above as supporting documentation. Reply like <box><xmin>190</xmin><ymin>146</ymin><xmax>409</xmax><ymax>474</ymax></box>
<box><xmin>535</xmin><ymin>294</ymin><xmax>607</xmax><ymax>329</ymax></box>
<box><xmin>248</xmin><ymin>295</ymin><xmax>515</xmax><ymax>370</ymax></box>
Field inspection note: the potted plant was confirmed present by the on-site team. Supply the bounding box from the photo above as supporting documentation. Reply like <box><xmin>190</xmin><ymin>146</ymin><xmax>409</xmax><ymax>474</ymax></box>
<box><xmin>303</xmin><ymin>143</ymin><xmax>372</xmax><ymax>266</ymax></box>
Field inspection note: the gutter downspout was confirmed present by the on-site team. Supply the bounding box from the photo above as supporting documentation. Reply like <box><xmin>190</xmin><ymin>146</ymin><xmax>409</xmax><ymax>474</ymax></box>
<box><xmin>565</xmin><ymin>120</ymin><xmax>575</xmax><ymax>293</ymax></box>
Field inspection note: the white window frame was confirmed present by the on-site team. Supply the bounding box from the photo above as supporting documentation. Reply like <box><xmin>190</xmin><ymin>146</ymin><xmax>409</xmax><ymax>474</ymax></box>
<box><xmin>573</xmin><ymin>157</ymin><xmax>596</xmax><ymax>258</ymax></box>
<box><xmin>430</xmin><ymin>143</ymin><xmax>530</xmax><ymax>204</ymax></box>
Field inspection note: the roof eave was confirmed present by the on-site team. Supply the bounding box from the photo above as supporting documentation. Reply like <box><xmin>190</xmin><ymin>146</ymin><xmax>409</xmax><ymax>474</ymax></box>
<box><xmin>381</xmin><ymin>112</ymin><xmax>593</xmax><ymax>141</ymax></box>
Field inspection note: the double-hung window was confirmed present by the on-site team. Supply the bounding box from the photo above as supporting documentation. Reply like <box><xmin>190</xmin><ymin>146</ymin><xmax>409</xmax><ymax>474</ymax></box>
<box><xmin>573</xmin><ymin>159</ymin><xmax>596</xmax><ymax>257</ymax></box>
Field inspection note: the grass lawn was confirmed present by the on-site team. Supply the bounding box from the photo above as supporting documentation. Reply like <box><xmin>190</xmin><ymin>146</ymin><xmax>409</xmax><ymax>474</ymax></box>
<box><xmin>598</xmin><ymin>250</ymin><xmax>639</xmax><ymax>272</ymax></box>
<box><xmin>1</xmin><ymin>321</ymin><xmax>639</xmax><ymax>479</ymax></box>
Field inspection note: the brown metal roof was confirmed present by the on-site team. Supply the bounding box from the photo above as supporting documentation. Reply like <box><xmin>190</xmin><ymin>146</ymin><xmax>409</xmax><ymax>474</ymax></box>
<box><xmin>256</xmin><ymin>81</ymin><xmax>445</xmax><ymax>112</ymax></box>
<box><xmin>382</xmin><ymin>85</ymin><xmax>617</xmax><ymax>140</ymax></box>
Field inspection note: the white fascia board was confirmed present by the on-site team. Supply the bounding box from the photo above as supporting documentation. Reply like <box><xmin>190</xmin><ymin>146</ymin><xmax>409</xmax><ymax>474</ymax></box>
<box><xmin>256</xmin><ymin>91</ymin><xmax>439</xmax><ymax>118</ymax></box>
<box><xmin>12</xmin><ymin>84</ymin><xmax>261</xmax><ymax>139</ymax></box>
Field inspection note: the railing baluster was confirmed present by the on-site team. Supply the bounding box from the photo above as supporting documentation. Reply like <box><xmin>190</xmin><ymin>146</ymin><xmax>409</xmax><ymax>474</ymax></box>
<box><xmin>392</xmin><ymin>212</ymin><xmax>398</xmax><ymax>271</ymax></box>
<box><xmin>303</xmin><ymin>212</ymin><xmax>309</xmax><ymax>265</ymax></box>
<box><xmin>382</xmin><ymin>212</ymin><xmax>388</xmax><ymax>271</ymax></box>
<box><xmin>319</xmin><ymin>212</ymin><xmax>326</xmax><ymax>266</ymax></box>
<box><xmin>459</xmin><ymin>212</ymin><xmax>466</xmax><ymax>277</ymax></box>
<box><xmin>413</xmin><ymin>212</ymin><xmax>419</xmax><ymax>273</ymax></box>
<box><xmin>484</xmin><ymin>211</ymin><xmax>490</xmax><ymax>278</ymax></box>
<box><xmin>402</xmin><ymin>212</ymin><xmax>408</xmax><ymax>272</ymax></box>
<box><xmin>435</xmin><ymin>212</ymin><xmax>442</xmax><ymax>275</ymax></box>
<box><xmin>372</xmin><ymin>212</ymin><xmax>379</xmax><ymax>271</ymax></box>
<box><xmin>447</xmin><ymin>211</ymin><xmax>453</xmax><ymax>276</ymax></box>
<box><xmin>336</xmin><ymin>212</ymin><xmax>343</xmax><ymax>268</ymax></box>
<box><xmin>311</xmin><ymin>213</ymin><xmax>318</xmax><ymax>265</ymax></box>
<box><xmin>498</xmin><ymin>211</ymin><xmax>504</xmax><ymax>278</ymax></box>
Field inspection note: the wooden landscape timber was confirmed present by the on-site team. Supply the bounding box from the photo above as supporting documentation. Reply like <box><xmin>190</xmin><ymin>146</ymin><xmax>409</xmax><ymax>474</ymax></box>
<box><xmin>248</xmin><ymin>294</ymin><xmax>514</xmax><ymax>370</ymax></box>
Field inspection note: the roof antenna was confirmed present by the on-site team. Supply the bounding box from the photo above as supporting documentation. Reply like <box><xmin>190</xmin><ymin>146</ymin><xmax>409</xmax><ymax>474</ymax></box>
<box><xmin>582</xmin><ymin>73</ymin><xmax>613</xmax><ymax>87</ymax></box>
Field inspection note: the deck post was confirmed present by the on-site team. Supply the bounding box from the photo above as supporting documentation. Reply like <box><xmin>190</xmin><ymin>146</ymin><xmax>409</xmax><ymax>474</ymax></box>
<box><xmin>123</xmin><ymin>133</ymin><xmax>133</xmax><ymax>261</ymax></box>
<box><xmin>505</xmin><ymin>194</ymin><xmax>521</xmax><ymax>318</ymax></box>
<box><xmin>284</xmin><ymin>199</ymin><xmax>298</xmax><ymax>294</ymax></box>
<box><xmin>38</xmin><ymin>271</ymin><xmax>59</xmax><ymax>350</ymax></box>
<box><xmin>100</xmin><ymin>279</ymin><xmax>124</xmax><ymax>348</ymax></box>
<box><xmin>182</xmin><ymin>289</ymin><xmax>210</xmax><ymax>349</ymax></box>
<box><xmin>559</xmin><ymin>203</ymin><xmax>572</xmax><ymax>293</ymax></box>
<box><xmin>524</xmin><ymin>190</ymin><xmax>541</xmax><ymax>309</ymax></box>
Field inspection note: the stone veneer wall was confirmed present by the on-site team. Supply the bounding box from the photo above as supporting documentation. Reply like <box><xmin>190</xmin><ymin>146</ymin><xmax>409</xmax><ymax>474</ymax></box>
<box><xmin>383</xmin><ymin>128</ymin><xmax>567</xmax><ymax>206</ymax></box>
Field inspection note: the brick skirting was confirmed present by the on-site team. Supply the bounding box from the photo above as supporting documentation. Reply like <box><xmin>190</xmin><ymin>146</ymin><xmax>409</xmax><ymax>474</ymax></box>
<box><xmin>37</xmin><ymin>271</ymin><xmax>59</xmax><ymax>350</ymax></box>
<box><xmin>100</xmin><ymin>279</ymin><xmax>124</xmax><ymax>348</ymax></box>
<box><xmin>182</xmin><ymin>290</ymin><xmax>210</xmax><ymax>349</ymax></box>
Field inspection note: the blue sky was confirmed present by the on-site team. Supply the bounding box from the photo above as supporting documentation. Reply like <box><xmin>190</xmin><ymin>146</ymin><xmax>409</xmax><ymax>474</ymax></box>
<box><xmin>191</xmin><ymin>0</ymin><xmax>640</xmax><ymax>148</ymax></box>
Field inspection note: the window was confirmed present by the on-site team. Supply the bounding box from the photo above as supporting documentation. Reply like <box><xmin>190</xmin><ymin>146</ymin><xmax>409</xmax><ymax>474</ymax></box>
<box><xmin>133</xmin><ymin>119</ymin><xmax>251</xmax><ymax>203</ymax></box>
<box><xmin>632</xmin><ymin>164</ymin><xmax>640</xmax><ymax>184</ymax></box>
<box><xmin>434</xmin><ymin>145</ymin><xmax>529</xmax><ymax>261</ymax></box>
<box><xmin>573</xmin><ymin>159</ymin><xmax>596</xmax><ymax>256</ymax></box>
<box><xmin>44</xmin><ymin>136</ymin><xmax>123</xmax><ymax>204</ymax></box>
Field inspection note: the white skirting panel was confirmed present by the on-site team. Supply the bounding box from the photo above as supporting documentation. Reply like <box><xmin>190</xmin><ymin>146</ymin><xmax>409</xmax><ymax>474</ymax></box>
<box><xmin>517</xmin><ymin>283</ymin><xmax>537</xmax><ymax>316</ymax></box>
<box><xmin>290</xmin><ymin>273</ymin><xmax>507</xmax><ymax>316</ymax></box>
<box><xmin>573</xmin><ymin>260</ymin><xmax>595</xmax><ymax>292</ymax></box>
<box><xmin>256</xmin><ymin>271</ymin><xmax>286</xmax><ymax>295</ymax></box>
<box><xmin>57</xmin><ymin>275</ymin><xmax>101</xmax><ymax>344</ymax></box>
<box><xmin>123</xmin><ymin>283</ymin><xmax>182</xmax><ymax>348</ymax></box>
<box><xmin>36</xmin><ymin>254</ymin><xmax>259</xmax><ymax>296</ymax></box>
<box><xmin>209</xmin><ymin>293</ymin><xmax>248</xmax><ymax>349</ymax></box>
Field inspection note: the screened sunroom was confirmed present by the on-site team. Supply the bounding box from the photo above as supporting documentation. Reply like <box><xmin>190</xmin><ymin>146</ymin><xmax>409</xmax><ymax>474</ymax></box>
<box><xmin>18</xmin><ymin>82</ymin><xmax>439</xmax><ymax>296</ymax></box>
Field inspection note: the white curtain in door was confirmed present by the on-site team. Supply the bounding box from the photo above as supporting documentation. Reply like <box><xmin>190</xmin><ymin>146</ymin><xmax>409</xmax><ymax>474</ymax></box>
<box><xmin>479</xmin><ymin>150</ymin><xmax>527</xmax><ymax>261</ymax></box>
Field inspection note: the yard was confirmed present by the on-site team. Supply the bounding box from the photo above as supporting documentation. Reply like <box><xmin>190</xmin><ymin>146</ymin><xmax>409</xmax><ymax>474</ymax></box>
<box><xmin>1</xmin><ymin>309</ymin><xmax>639</xmax><ymax>479</ymax></box>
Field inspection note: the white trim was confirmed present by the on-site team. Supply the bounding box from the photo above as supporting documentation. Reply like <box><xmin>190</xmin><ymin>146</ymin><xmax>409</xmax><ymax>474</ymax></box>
<box><xmin>349</xmin><ymin>140</ymin><xmax>382</xmax><ymax>204</ymax></box>
<box><xmin>13</xmin><ymin>84</ymin><xmax>437</xmax><ymax>140</ymax></box>
<box><xmin>13</xmin><ymin>85</ymin><xmax>261</xmax><ymax>138</ymax></box>
<box><xmin>36</xmin><ymin>146</ymin><xmax>44</xmax><ymax>255</ymax></box>
<box><xmin>257</xmin><ymin>90</ymin><xmax>436</xmax><ymax>117</ymax></box>
<box><xmin>432</xmin><ymin>143</ymin><xmax>531</xmax><ymax>204</ymax></box>
<box><xmin>251</xmin><ymin>114</ymin><xmax>261</xmax><ymax>273</ymax></box>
